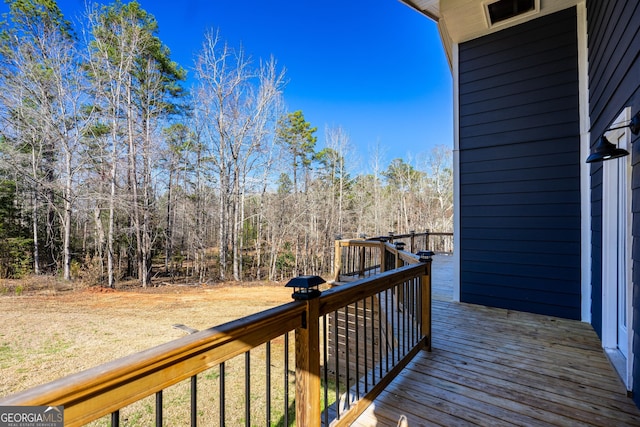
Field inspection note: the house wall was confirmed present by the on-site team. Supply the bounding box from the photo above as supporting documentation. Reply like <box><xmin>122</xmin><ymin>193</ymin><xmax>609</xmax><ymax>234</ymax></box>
<box><xmin>585</xmin><ymin>0</ymin><xmax>640</xmax><ymax>406</ymax></box>
<box><xmin>457</xmin><ymin>8</ymin><xmax>582</xmax><ymax>319</ymax></box>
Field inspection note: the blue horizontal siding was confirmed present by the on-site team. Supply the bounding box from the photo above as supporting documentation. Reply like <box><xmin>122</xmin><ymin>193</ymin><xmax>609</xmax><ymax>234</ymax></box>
<box><xmin>586</xmin><ymin>0</ymin><xmax>640</xmax><ymax>406</ymax></box>
<box><xmin>458</xmin><ymin>7</ymin><xmax>581</xmax><ymax>319</ymax></box>
<box><xmin>460</xmin><ymin>292</ymin><xmax>581</xmax><ymax>320</ymax></box>
<box><xmin>462</xmin><ymin>239</ymin><xmax>581</xmax><ymax>256</ymax></box>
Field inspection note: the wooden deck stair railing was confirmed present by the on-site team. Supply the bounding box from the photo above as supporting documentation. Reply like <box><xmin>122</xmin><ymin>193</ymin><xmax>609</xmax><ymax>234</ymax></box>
<box><xmin>0</xmin><ymin>246</ymin><xmax>433</xmax><ymax>427</ymax></box>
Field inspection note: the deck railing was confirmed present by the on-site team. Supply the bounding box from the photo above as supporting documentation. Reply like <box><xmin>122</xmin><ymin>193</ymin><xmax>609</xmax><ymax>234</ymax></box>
<box><xmin>379</xmin><ymin>230</ymin><xmax>454</xmax><ymax>254</ymax></box>
<box><xmin>334</xmin><ymin>230</ymin><xmax>451</xmax><ymax>282</ymax></box>
<box><xmin>0</xmin><ymin>248</ymin><xmax>432</xmax><ymax>426</ymax></box>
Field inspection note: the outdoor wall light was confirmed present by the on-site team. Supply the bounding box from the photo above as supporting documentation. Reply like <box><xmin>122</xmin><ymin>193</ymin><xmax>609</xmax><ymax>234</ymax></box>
<box><xmin>285</xmin><ymin>275</ymin><xmax>324</xmax><ymax>300</ymax></box>
<box><xmin>586</xmin><ymin>111</ymin><xmax>640</xmax><ymax>163</ymax></box>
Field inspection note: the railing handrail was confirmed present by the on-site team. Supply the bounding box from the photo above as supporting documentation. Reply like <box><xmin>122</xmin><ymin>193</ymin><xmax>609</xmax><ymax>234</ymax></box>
<box><xmin>335</xmin><ymin>239</ymin><xmax>384</xmax><ymax>248</ymax></box>
<box><xmin>421</xmin><ymin>231</ymin><xmax>453</xmax><ymax>237</ymax></box>
<box><xmin>364</xmin><ymin>230</ymin><xmax>453</xmax><ymax>240</ymax></box>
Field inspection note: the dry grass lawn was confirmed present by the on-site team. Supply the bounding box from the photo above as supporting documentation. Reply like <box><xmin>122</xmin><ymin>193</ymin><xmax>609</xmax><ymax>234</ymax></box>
<box><xmin>0</xmin><ymin>278</ymin><xmax>294</xmax><ymax>400</ymax></box>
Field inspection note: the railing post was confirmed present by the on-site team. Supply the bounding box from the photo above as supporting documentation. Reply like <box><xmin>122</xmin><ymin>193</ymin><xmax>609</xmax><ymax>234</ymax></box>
<box><xmin>388</xmin><ymin>232</ymin><xmax>395</xmax><ymax>273</ymax></box>
<box><xmin>359</xmin><ymin>233</ymin><xmax>367</xmax><ymax>278</ymax></box>
<box><xmin>295</xmin><ymin>297</ymin><xmax>321</xmax><ymax>427</ymax></box>
<box><xmin>418</xmin><ymin>251</ymin><xmax>434</xmax><ymax>351</ymax></box>
<box><xmin>379</xmin><ymin>241</ymin><xmax>386</xmax><ymax>273</ymax></box>
<box><xmin>334</xmin><ymin>239</ymin><xmax>342</xmax><ymax>282</ymax></box>
<box><xmin>410</xmin><ymin>230</ymin><xmax>415</xmax><ymax>253</ymax></box>
<box><xmin>395</xmin><ymin>244</ymin><xmax>403</xmax><ymax>269</ymax></box>
<box><xmin>425</xmin><ymin>229</ymin><xmax>431</xmax><ymax>252</ymax></box>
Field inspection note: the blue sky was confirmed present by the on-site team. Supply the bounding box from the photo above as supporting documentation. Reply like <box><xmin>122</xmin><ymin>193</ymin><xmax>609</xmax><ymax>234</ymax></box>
<box><xmin>5</xmin><ymin>0</ymin><xmax>453</xmax><ymax>167</ymax></box>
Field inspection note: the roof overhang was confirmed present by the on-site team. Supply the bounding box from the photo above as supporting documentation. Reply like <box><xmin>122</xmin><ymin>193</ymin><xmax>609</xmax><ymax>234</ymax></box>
<box><xmin>400</xmin><ymin>0</ymin><xmax>441</xmax><ymax>21</ymax></box>
<box><xmin>400</xmin><ymin>0</ymin><xmax>579</xmax><ymax>69</ymax></box>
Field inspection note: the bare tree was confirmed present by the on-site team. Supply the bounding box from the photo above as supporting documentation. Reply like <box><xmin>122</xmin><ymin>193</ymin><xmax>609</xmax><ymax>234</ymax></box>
<box><xmin>0</xmin><ymin>0</ymin><xmax>92</xmax><ymax>280</ymax></box>
<box><xmin>367</xmin><ymin>142</ymin><xmax>387</xmax><ymax>235</ymax></box>
<box><xmin>194</xmin><ymin>30</ymin><xmax>285</xmax><ymax>281</ymax></box>
<box><xmin>85</xmin><ymin>3</ymin><xmax>138</xmax><ymax>287</ymax></box>
<box><xmin>86</xmin><ymin>1</ymin><xmax>184</xmax><ymax>287</ymax></box>
<box><xmin>423</xmin><ymin>144</ymin><xmax>453</xmax><ymax>231</ymax></box>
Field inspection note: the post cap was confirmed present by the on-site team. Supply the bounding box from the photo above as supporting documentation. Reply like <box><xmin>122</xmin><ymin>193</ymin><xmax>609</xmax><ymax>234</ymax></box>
<box><xmin>417</xmin><ymin>250</ymin><xmax>435</xmax><ymax>261</ymax></box>
<box><xmin>285</xmin><ymin>275</ymin><xmax>325</xmax><ymax>300</ymax></box>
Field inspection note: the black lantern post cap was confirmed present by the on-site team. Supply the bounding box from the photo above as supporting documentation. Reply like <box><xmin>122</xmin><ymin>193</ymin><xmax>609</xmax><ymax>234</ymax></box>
<box><xmin>285</xmin><ymin>275</ymin><xmax>325</xmax><ymax>300</ymax></box>
<box><xmin>395</xmin><ymin>242</ymin><xmax>406</xmax><ymax>250</ymax></box>
<box><xmin>417</xmin><ymin>250</ymin><xmax>435</xmax><ymax>262</ymax></box>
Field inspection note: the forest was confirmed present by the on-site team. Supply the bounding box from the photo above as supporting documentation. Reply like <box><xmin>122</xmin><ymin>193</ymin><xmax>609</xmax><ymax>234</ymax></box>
<box><xmin>0</xmin><ymin>0</ymin><xmax>452</xmax><ymax>287</ymax></box>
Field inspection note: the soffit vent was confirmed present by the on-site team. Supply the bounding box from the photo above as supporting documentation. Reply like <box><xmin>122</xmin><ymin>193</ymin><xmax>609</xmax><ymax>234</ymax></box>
<box><xmin>484</xmin><ymin>0</ymin><xmax>540</xmax><ymax>27</ymax></box>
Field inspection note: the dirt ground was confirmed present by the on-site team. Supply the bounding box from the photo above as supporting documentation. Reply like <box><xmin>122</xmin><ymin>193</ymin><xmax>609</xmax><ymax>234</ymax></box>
<box><xmin>0</xmin><ymin>278</ymin><xmax>295</xmax><ymax>398</ymax></box>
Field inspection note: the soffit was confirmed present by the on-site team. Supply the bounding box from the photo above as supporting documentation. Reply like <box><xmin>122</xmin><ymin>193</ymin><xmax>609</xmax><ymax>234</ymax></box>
<box><xmin>401</xmin><ymin>0</ymin><xmax>579</xmax><ymax>67</ymax></box>
<box><xmin>439</xmin><ymin>0</ymin><xmax>579</xmax><ymax>44</ymax></box>
<box><xmin>400</xmin><ymin>0</ymin><xmax>441</xmax><ymax>21</ymax></box>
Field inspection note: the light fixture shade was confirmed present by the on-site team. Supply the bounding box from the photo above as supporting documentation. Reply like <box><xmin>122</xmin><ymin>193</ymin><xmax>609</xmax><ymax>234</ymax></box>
<box><xmin>586</xmin><ymin>136</ymin><xmax>629</xmax><ymax>163</ymax></box>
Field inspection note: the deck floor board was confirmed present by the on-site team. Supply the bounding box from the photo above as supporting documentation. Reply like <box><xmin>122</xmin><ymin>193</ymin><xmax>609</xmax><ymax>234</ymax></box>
<box><xmin>351</xmin><ymin>299</ymin><xmax>640</xmax><ymax>426</ymax></box>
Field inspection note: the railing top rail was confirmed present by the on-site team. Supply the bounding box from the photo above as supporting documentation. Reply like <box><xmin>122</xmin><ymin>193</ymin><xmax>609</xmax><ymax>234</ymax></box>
<box><xmin>335</xmin><ymin>239</ymin><xmax>385</xmax><ymax>248</ymax></box>
<box><xmin>381</xmin><ymin>241</ymin><xmax>420</xmax><ymax>262</ymax></box>
<box><xmin>398</xmin><ymin>249</ymin><xmax>421</xmax><ymax>265</ymax></box>
<box><xmin>355</xmin><ymin>230</ymin><xmax>452</xmax><ymax>240</ymax></box>
<box><xmin>335</xmin><ymin>231</ymin><xmax>452</xmax><ymax>246</ymax></box>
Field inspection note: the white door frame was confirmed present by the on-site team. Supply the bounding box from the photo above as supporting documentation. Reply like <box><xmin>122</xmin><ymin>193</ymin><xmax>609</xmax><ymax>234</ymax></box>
<box><xmin>601</xmin><ymin>107</ymin><xmax>633</xmax><ymax>390</ymax></box>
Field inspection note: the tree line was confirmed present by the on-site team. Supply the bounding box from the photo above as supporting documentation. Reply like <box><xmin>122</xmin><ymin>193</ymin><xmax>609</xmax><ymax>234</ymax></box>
<box><xmin>0</xmin><ymin>0</ymin><xmax>452</xmax><ymax>286</ymax></box>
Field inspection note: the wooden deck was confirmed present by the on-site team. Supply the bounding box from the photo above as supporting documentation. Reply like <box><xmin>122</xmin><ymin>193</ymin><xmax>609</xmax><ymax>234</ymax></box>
<box><xmin>351</xmin><ymin>298</ymin><xmax>640</xmax><ymax>426</ymax></box>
